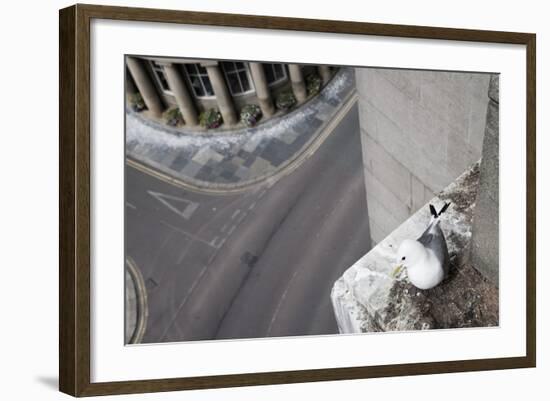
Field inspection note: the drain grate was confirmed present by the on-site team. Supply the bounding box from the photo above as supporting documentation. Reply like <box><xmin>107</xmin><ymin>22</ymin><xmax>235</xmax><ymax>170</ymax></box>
<box><xmin>240</xmin><ymin>252</ymin><xmax>258</xmax><ymax>268</ymax></box>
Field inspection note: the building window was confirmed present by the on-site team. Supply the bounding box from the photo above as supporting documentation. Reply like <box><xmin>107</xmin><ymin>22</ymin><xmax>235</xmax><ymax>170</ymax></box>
<box><xmin>264</xmin><ymin>63</ymin><xmax>287</xmax><ymax>86</ymax></box>
<box><xmin>149</xmin><ymin>61</ymin><xmax>172</xmax><ymax>94</ymax></box>
<box><xmin>184</xmin><ymin>64</ymin><xmax>214</xmax><ymax>98</ymax></box>
<box><xmin>221</xmin><ymin>62</ymin><xmax>255</xmax><ymax>96</ymax></box>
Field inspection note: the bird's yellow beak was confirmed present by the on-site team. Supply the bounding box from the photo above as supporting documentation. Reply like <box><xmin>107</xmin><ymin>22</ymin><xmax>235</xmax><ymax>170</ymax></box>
<box><xmin>392</xmin><ymin>264</ymin><xmax>403</xmax><ymax>278</ymax></box>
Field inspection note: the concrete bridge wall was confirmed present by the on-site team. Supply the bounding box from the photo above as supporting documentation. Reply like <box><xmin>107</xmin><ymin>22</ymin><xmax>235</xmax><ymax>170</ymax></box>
<box><xmin>355</xmin><ymin>68</ymin><xmax>491</xmax><ymax>245</ymax></box>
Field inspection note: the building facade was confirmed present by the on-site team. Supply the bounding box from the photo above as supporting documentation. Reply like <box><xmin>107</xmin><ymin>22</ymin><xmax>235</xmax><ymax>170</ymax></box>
<box><xmin>125</xmin><ymin>56</ymin><xmax>335</xmax><ymax>128</ymax></box>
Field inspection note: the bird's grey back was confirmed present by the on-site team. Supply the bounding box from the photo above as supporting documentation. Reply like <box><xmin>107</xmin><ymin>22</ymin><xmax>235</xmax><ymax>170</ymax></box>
<box><xmin>417</xmin><ymin>222</ymin><xmax>450</xmax><ymax>277</ymax></box>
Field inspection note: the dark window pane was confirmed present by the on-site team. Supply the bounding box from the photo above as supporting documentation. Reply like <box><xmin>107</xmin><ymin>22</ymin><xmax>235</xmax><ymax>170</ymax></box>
<box><xmin>197</xmin><ymin>64</ymin><xmax>207</xmax><ymax>74</ymax></box>
<box><xmin>235</xmin><ymin>62</ymin><xmax>245</xmax><ymax>70</ymax></box>
<box><xmin>190</xmin><ymin>76</ymin><xmax>204</xmax><ymax>96</ymax></box>
<box><xmin>265</xmin><ymin>65</ymin><xmax>275</xmax><ymax>84</ymax></box>
<box><xmin>222</xmin><ymin>62</ymin><xmax>234</xmax><ymax>72</ymax></box>
<box><xmin>156</xmin><ymin>72</ymin><xmax>168</xmax><ymax>91</ymax></box>
<box><xmin>274</xmin><ymin>64</ymin><xmax>284</xmax><ymax>79</ymax></box>
<box><xmin>239</xmin><ymin>71</ymin><xmax>250</xmax><ymax>91</ymax></box>
<box><xmin>227</xmin><ymin>73</ymin><xmax>240</xmax><ymax>94</ymax></box>
<box><xmin>202</xmin><ymin>77</ymin><xmax>214</xmax><ymax>96</ymax></box>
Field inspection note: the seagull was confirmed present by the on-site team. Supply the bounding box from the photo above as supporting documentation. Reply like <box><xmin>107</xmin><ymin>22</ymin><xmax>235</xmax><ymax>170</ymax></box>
<box><xmin>393</xmin><ymin>203</ymin><xmax>451</xmax><ymax>290</ymax></box>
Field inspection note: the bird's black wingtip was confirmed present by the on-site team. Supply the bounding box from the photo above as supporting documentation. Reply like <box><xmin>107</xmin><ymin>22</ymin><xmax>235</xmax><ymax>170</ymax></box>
<box><xmin>429</xmin><ymin>204</ymin><xmax>437</xmax><ymax>217</ymax></box>
<box><xmin>438</xmin><ymin>202</ymin><xmax>451</xmax><ymax>216</ymax></box>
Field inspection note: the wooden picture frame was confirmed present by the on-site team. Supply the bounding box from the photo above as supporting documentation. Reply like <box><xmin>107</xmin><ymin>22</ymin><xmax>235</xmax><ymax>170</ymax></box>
<box><xmin>59</xmin><ymin>3</ymin><xmax>536</xmax><ymax>397</ymax></box>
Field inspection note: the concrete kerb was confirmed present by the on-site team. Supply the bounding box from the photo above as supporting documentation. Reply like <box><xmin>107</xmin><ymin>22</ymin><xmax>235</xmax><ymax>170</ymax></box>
<box><xmin>126</xmin><ymin>257</ymin><xmax>148</xmax><ymax>344</ymax></box>
<box><xmin>127</xmin><ymin>89</ymin><xmax>359</xmax><ymax>195</ymax></box>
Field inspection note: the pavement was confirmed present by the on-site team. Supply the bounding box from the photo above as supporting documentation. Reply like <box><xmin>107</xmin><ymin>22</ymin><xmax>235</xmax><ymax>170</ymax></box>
<box><xmin>126</xmin><ymin>68</ymin><xmax>356</xmax><ymax>191</ymax></box>
<box><xmin>124</xmin><ymin>257</ymin><xmax>148</xmax><ymax>344</ymax></box>
<box><xmin>125</xmin><ymin>102</ymin><xmax>371</xmax><ymax>343</ymax></box>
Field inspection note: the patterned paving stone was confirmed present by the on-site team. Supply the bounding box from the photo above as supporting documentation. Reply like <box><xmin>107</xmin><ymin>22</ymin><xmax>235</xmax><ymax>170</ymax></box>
<box><xmin>170</xmin><ymin>152</ymin><xmax>190</xmax><ymax>171</ymax></box>
<box><xmin>180</xmin><ymin>160</ymin><xmax>202</xmax><ymax>176</ymax></box>
<box><xmin>195</xmin><ymin>165</ymin><xmax>214</xmax><ymax>181</ymax></box>
<box><xmin>160</xmin><ymin>151</ymin><xmax>180</xmax><ymax>168</ymax></box>
<box><xmin>234</xmin><ymin>165</ymin><xmax>250</xmax><ymax>179</ymax></box>
<box><xmin>261</xmin><ymin>139</ymin><xmax>291</xmax><ymax>167</ymax></box>
<box><xmin>126</xmin><ymin>67</ymin><xmax>356</xmax><ymax>188</ymax></box>
<box><xmin>149</xmin><ymin>148</ymin><xmax>168</xmax><ymax>163</ymax></box>
<box><xmin>278</xmin><ymin>128</ymin><xmax>302</xmax><ymax>145</ymax></box>
<box><xmin>248</xmin><ymin>157</ymin><xmax>274</xmax><ymax>176</ymax></box>
<box><xmin>242</xmin><ymin>134</ymin><xmax>264</xmax><ymax>153</ymax></box>
<box><xmin>192</xmin><ymin>147</ymin><xmax>223</xmax><ymax>164</ymax></box>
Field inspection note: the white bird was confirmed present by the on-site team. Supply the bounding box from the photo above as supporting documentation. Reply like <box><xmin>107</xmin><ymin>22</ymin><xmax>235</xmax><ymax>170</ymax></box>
<box><xmin>394</xmin><ymin>203</ymin><xmax>451</xmax><ymax>290</ymax></box>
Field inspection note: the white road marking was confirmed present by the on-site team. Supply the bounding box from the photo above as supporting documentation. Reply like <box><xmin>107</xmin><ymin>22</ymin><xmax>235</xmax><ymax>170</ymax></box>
<box><xmin>210</xmin><ymin>237</ymin><xmax>226</xmax><ymax>249</ymax></box>
<box><xmin>248</xmin><ymin>201</ymin><xmax>257</xmax><ymax>210</ymax></box>
<box><xmin>236</xmin><ymin>212</ymin><xmax>247</xmax><ymax>223</ymax></box>
<box><xmin>231</xmin><ymin>209</ymin><xmax>241</xmax><ymax>220</ymax></box>
<box><xmin>210</xmin><ymin>237</ymin><xmax>220</xmax><ymax>248</ymax></box>
<box><xmin>220</xmin><ymin>223</ymin><xmax>229</xmax><ymax>233</ymax></box>
<box><xmin>267</xmin><ymin>268</ymin><xmax>301</xmax><ymax>336</ymax></box>
<box><xmin>160</xmin><ymin>220</ymin><xmax>216</xmax><ymax>249</ymax></box>
<box><xmin>148</xmin><ymin>191</ymin><xmax>199</xmax><ymax>220</ymax></box>
<box><xmin>227</xmin><ymin>225</ymin><xmax>237</xmax><ymax>235</ymax></box>
<box><xmin>207</xmin><ymin>251</ymin><xmax>217</xmax><ymax>264</ymax></box>
<box><xmin>125</xmin><ymin>202</ymin><xmax>137</xmax><ymax>210</ymax></box>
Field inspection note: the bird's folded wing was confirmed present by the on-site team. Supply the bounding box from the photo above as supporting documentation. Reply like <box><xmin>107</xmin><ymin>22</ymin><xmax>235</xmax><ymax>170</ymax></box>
<box><xmin>419</xmin><ymin>223</ymin><xmax>450</xmax><ymax>276</ymax></box>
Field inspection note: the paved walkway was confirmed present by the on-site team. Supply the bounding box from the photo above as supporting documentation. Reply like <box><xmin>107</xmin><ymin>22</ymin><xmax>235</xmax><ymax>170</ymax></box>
<box><xmin>126</xmin><ymin>68</ymin><xmax>355</xmax><ymax>191</ymax></box>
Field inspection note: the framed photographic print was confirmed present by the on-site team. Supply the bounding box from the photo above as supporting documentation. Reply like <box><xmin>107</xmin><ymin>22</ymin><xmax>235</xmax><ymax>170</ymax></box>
<box><xmin>59</xmin><ymin>4</ymin><xmax>536</xmax><ymax>397</ymax></box>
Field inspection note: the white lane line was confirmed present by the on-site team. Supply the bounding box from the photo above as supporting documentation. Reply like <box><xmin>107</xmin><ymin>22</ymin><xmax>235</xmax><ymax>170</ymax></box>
<box><xmin>211</xmin><ymin>237</ymin><xmax>226</xmax><ymax>249</ymax></box>
<box><xmin>125</xmin><ymin>202</ymin><xmax>137</xmax><ymax>210</ymax></box>
<box><xmin>161</xmin><ymin>243</ymin><xmax>222</xmax><ymax>340</ymax></box>
<box><xmin>210</xmin><ymin>236</ymin><xmax>227</xmax><ymax>248</ymax></box>
<box><xmin>220</xmin><ymin>223</ymin><xmax>228</xmax><ymax>233</ymax></box>
<box><xmin>227</xmin><ymin>225</ymin><xmax>237</xmax><ymax>235</ymax></box>
<box><xmin>159</xmin><ymin>263</ymin><xmax>209</xmax><ymax>341</ymax></box>
<box><xmin>266</xmin><ymin>268</ymin><xmax>301</xmax><ymax>336</ymax></box>
<box><xmin>248</xmin><ymin>201</ymin><xmax>257</xmax><ymax>211</ymax></box>
<box><xmin>236</xmin><ymin>211</ymin><xmax>247</xmax><ymax>223</ymax></box>
<box><xmin>207</xmin><ymin>251</ymin><xmax>217</xmax><ymax>264</ymax></box>
<box><xmin>231</xmin><ymin>209</ymin><xmax>241</xmax><ymax>220</ymax></box>
<box><xmin>210</xmin><ymin>236</ymin><xmax>219</xmax><ymax>247</ymax></box>
<box><xmin>258</xmin><ymin>189</ymin><xmax>267</xmax><ymax>198</ymax></box>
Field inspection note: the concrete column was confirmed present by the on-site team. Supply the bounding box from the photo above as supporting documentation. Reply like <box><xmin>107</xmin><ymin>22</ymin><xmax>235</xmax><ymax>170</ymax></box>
<box><xmin>205</xmin><ymin>64</ymin><xmax>237</xmax><ymax>125</ymax></box>
<box><xmin>288</xmin><ymin>64</ymin><xmax>307</xmax><ymax>103</ymax></box>
<box><xmin>162</xmin><ymin>63</ymin><xmax>199</xmax><ymax>126</ymax></box>
<box><xmin>125</xmin><ymin>57</ymin><xmax>163</xmax><ymax>117</ymax></box>
<box><xmin>249</xmin><ymin>63</ymin><xmax>275</xmax><ymax>117</ymax></box>
<box><xmin>125</xmin><ymin>68</ymin><xmax>137</xmax><ymax>98</ymax></box>
<box><xmin>470</xmin><ymin>74</ymin><xmax>500</xmax><ymax>286</ymax></box>
<box><xmin>318</xmin><ymin>65</ymin><xmax>332</xmax><ymax>86</ymax></box>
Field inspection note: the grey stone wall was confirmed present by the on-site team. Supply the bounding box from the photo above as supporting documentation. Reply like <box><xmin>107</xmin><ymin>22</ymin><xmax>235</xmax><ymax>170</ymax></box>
<box><xmin>470</xmin><ymin>75</ymin><xmax>499</xmax><ymax>285</ymax></box>
<box><xmin>356</xmin><ymin>68</ymin><xmax>491</xmax><ymax>245</ymax></box>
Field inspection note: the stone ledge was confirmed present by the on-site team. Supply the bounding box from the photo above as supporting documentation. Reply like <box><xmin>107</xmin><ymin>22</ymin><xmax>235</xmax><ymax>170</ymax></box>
<box><xmin>331</xmin><ymin>162</ymin><xmax>498</xmax><ymax>333</ymax></box>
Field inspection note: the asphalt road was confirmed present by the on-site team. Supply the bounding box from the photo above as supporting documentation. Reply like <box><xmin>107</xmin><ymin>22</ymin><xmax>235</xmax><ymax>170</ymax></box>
<box><xmin>125</xmin><ymin>103</ymin><xmax>370</xmax><ymax>343</ymax></box>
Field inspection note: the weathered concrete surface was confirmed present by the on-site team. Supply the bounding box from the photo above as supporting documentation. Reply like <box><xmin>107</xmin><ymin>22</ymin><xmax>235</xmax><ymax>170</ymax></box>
<box><xmin>470</xmin><ymin>74</ymin><xmax>499</xmax><ymax>285</ymax></box>
<box><xmin>356</xmin><ymin>68</ymin><xmax>491</xmax><ymax>245</ymax></box>
<box><xmin>331</xmin><ymin>163</ymin><xmax>499</xmax><ymax>333</ymax></box>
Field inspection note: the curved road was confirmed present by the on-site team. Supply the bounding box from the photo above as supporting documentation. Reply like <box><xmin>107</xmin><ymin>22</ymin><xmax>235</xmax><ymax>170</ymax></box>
<box><xmin>125</xmin><ymin>103</ymin><xmax>370</xmax><ymax>343</ymax></box>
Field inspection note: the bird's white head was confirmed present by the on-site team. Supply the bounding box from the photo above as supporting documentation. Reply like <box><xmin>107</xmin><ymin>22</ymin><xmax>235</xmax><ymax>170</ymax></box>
<box><xmin>396</xmin><ymin>239</ymin><xmax>426</xmax><ymax>268</ymax></box>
